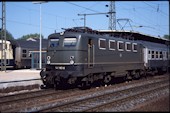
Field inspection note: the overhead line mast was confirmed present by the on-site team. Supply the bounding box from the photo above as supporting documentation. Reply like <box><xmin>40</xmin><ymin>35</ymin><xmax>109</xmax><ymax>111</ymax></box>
<box><xmin>1</xmin><ymin>1</ymin><xmax>6</xmax><ymax>71</ymax></box>
<box><xmin>109</xmin><ymin>1</ymin><xmax>116</xmax><ymax>30</ymax></box>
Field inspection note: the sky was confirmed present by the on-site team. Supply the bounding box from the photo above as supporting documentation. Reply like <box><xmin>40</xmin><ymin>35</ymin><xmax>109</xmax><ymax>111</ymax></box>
<box><xmin>0</xmin><ymin>1</ymin><xmax>169</xmax><ymax>39</ymax></box>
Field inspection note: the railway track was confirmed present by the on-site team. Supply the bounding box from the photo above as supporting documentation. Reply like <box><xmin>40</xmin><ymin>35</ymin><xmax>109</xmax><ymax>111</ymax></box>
<box><xmin>0</xmin><ymin>88</ymin><xmax>79</xmax><ymax>111</ymax></box>
<box><xmin>40</xmin><ymin>79</ymin><xmax>169</xmax><ymax>112</ymax></box>
<box><xmin>84</xmin><ymin>85</ymin><xmax>169</xmax><ymax>112</ymax></box>
<box><xmin>0</xmin><ymin>74</ymin><xmax>169</xmax><ymax>112</ymax></box>
<box><xmin>0</xmin><ymin>89</ymin><xmax>54</xmax><ymax>104</ymax></box>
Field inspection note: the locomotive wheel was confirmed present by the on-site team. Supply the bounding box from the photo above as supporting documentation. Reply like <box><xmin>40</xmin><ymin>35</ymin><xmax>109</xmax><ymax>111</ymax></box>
<box><xmin>40</xmin><ymin>84</ymin><xmax>47</xmax><ymax>89</ymax></box>
<box><xmin>80</xmin><ymin>79</ymin><xmax>90</xmax><ymax>89</ymax></box>
<box><xmin>133</xmin><ymin>71</ymin><xmax>141</xmax><ymax>80</ymax></box>
<box><xmin>125</xmin><ymin>73</ymin><xmax>132</xmax><ymax>82</ymax></box>
<box><xmin>54</xmin><ymin>82</ymin><xmax>59</xmax><ymax>90</ymax></box>
<box><xmin>103</xmin><ymin>75</ymin><xmax>112</xmax><ymax>85</ymax></box>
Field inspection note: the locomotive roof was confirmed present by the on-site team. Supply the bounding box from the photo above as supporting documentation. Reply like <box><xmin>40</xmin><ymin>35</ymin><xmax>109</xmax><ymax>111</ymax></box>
<box><xmin>48</xmin><ymin>27</ymin><xmax>169</xmax><ymax>46</ymax></box>
<box><xmin>98</xmin><ymin>30</ymin><xmax>169</xmax><ymax>45</ymax></box>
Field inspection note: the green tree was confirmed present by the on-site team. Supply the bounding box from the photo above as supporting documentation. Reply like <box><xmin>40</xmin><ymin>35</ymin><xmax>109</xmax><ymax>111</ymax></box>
<box><xmin>18</xmin><ymin>33</ymin><xmax>44</xmax><ymax>40</ymax></box>
<box><xmin>0</xmin><ymin>29</ymin><xmax>15</xmax><ymax>40</ymax></box>
<box><xmin>163</xmin><ymin>34</ymin><xmax>170</xmax><ymax>40</ymax></box>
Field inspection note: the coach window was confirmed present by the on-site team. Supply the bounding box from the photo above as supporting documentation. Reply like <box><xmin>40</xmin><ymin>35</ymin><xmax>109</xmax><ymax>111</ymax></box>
<box><xmin>99</xmin><ymin>38</ymin><xmax>106</xmax><ymax>50</ymax></box>
<box><xmin>156</xmin><ymin>51</ymin><xmax>159</xmax><ymax>59</ymax></box>
<box><xmin>148</xmin><ymin>50</ymin><xmax>150</xmax><ymax>54</ymax></box>
<box><xmin>148</xmin><ymin>50</ymin><xmax>151</xmax><ymax>59</ymax></box>
<box><xmin>151</xmin><ymin>51</ymin><xmax>155</xmax><ymax>59</ymax></box>
<box><xmin>132</xmin><ymin>43</ymin><xmax>137</xmax><ymax>52</ymax></box>
<box><xmin>160</xmin><ymin>51</ymin><xmax>163</xmax><ymax>59</ymax></box>
<box><xmin>125</xmin><ymin>42</ymin><xmax>131</xmax><ymax>51</ymax></box>
<box><xmin>64</xmin><ymin>37</ymin><xmax>77</xmax><ymax>47</ymax></box>
<box><xmin>109</xmin><ymin>40</ymin><xmax>115</xmax><ymax>50</ymax></box>
<box><xmin>117</xmin><ymin>41</ymin><xmax>124</xmax><ymax>51</ymax></box>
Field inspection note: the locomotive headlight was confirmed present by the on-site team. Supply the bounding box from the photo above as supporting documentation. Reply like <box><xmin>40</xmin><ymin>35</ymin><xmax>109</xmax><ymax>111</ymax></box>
<box><xmin>70</xmin><ymin>56</ymin><xmax>75</xmax><ymax>65</ymax></box>
<box><xmin>70</xmin><ymin>60</ymin><xmax>74</xmax><ymax>65</ymax></box>
<box><xmin>47</xmin><ymin>56</ymin><xmax>51</xmax><ymax>64</ymax></box>
<box><xmin>47</xmin><ymin>60</ymin><xmax>50</xmax><ymax>64</ymax></box>
<box><xmin>47</xmin><ymin>56</ymin><xmax>51</xmax><ymax>60</ymax></box>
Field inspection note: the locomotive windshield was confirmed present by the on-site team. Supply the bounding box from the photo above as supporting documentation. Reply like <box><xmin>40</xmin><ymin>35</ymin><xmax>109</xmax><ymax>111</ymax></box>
<box><xmin>49</xmin><ymin>38</ymin><xmax>59</xmax><ymax>48</ymax></box>
<box><xmin>63</xmin><ymin>37</ymin><xmax>77</xmax><ymax>47</ymax></box>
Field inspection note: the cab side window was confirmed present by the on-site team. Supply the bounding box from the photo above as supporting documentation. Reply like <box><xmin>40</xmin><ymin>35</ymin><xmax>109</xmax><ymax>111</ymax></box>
<box><xmin>132</xmin><ymin>43</ymin><xmax>137</xmax><ymax>52</ymax></box>
<box><xmin>88</xmin><ymin>39</ymin><xmax>93</xmax><ymax>48</ymax></box>
<box><xmin>117</xmin><ymin>41</ymin><xmax>124</xmax><ymax>51</ymax></box>
<box><xmin>99</xmin><ymin>38</ymin><xmax>106</xmax><ymax>50</ymax></box>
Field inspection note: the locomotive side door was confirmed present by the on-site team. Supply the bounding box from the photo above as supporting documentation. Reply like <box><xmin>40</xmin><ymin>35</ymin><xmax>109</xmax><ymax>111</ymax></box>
<box><xmin>143</xmin><ymin>47</ymin><xmax>148</xmax><ymax>67</ymax></box>
<box><xmin>88</xmin><ymin>39</ymin><xmax>94</xmax><ymax>68</ymax></box>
